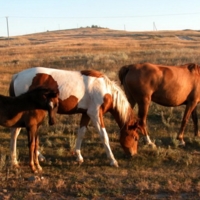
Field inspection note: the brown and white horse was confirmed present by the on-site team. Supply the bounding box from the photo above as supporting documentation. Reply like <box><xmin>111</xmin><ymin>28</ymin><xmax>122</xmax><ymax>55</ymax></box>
<box><xmin>2</xmin><ymin>87</ymin><xmax>59</xmax><ymax>172</ymax></box>
<box><xmin>9</xmin><ymin>67</ymin><xmax>139</xmax><ymax>168</ymax></box>
<box><xmin>119</xmin><ymin>62</ymin><xmax>200</xmax><ymax>145</ymax></box>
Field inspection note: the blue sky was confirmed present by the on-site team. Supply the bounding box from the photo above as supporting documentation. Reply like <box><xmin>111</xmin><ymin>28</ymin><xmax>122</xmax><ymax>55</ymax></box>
<box><xmin>1</xmin><ymin>0</ymin><xmax>200</xmax><ymax>36</ymax></box>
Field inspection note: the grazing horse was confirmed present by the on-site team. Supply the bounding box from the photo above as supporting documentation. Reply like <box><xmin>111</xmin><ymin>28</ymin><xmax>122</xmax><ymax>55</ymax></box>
<box><xmin>118</xmin><ymin>62</ymin><xmax>200</xmax><ymax>145</ymax></box>
<box><xmin>1</xmin><ymin>87</ymin><xmax>59</xmax><ymax>172</ymax></box>
<box><xmin>9</xmin><ymin>67</ymin><xmax>139</xmax><ymax>168</ymax></box>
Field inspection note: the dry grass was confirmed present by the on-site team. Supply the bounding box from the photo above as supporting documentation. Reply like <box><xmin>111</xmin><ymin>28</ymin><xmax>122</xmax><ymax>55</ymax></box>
<box><xmin>0</xmin><ymin>28</ymin><xmax>200</xmax><ymax>199</ymax></box>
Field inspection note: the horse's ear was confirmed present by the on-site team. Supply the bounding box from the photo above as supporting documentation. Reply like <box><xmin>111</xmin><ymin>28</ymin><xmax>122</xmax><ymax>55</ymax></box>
<box><xmin>187</xmin><ymin>63</ymin><xmax>198</xmax><ymax>72</ymax></box>
<box><xmin>128</xmin><ymin>121</ymin><xmax>139</xmax><ymax>130</ymax></box>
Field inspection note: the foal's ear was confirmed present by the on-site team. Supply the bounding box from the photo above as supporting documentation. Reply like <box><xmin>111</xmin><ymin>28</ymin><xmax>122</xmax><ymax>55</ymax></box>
<box><xmin>45</xmin><ymin>89</ymin><xmax>59</xmax><ymax>98</ymax></box>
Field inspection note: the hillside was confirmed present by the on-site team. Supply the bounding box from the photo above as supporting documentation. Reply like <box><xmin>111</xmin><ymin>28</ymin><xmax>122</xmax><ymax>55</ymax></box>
<box><xmin>0</xmin><ymin>28</ymin><xmax>200</xmax><ymax>199</ymax></box>
<box><xmin>1</xmin><ymin>28</ymin><xmax>200</xmax><ymax>74</ymax></box>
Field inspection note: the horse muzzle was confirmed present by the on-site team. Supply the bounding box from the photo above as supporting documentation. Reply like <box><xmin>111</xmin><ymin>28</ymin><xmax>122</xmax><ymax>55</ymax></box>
<box><xmin>48</xmin><ymin>118</ymin><xmax>56</xmax><ymax>126</ymax></box>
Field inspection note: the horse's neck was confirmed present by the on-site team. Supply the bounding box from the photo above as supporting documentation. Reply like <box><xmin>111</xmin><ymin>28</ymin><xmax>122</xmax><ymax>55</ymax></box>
<box><xmin>17</xmin><ymin>94</ymin><xmax>41</xmax><ymax>110</ymax></box>
<box><xmin>4</xmin><ymin>94</ymin><xmax>39</xmax><ymax>112</ymax></box>
<box><xmin>0</xmin><ymin>95</ymin><xmax>36</xmax><ymax>126</ymax></box>
<box><xmin>110</xmin><ymin>108</ymin><xmax>129</xmax><ymax>129</ymax></box>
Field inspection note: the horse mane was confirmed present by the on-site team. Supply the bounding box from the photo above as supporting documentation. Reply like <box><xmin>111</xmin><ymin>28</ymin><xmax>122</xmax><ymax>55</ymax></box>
<box><xmin>102</xmin><ymin>75</ymin><xmax>131</xmax><ymax>123</ymax></box>
<box><xmin>186</xmin><ymin>63</ymin><xmax>200</xmax><ymax>74</ymax></box>
<box><xmin>81</xmin><ymin>69</ymin><xmax>132</xmax><ymax>122</ymax></box>
<box><xmin>81</xmin><ymin>70</ymin><xmax>104</xmax><ymax>78</ymax></box>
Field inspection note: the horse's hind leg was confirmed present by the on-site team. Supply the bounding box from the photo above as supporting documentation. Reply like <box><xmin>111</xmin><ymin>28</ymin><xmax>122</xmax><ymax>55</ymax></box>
<box><xmin>10</xmin><ymin>128</ymin><xmax>21</xmax><ymax>167</ymax></box>
<box><xmin>34</xmin><ymin>132</ymin><xmax>42</xmax><ymax>172</ymax></box>
<box><xmin>191</xmin><ymin>107</ymin><xmax>200</xmax><ymax>137</ymax></box>
<box><xmin>177</xmin><ymin>102</ymin><xmax>197</xmax><ymax>145</ymax></box>
<box><xmin>37</xmin><ymin>150</ymin><xmax>46</xmax><ymax>162</ymax></box>
<box><xmin>75</xmin><ymin>113</ymin><xmax>90</xmax><ymax>164</ymax></box>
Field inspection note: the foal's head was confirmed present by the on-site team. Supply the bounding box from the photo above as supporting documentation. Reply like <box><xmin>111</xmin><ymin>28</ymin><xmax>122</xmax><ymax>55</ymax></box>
<box><xmin>30</xmin><ymin>87</ymin><xmax>59</xmax><ymax>125</ymax></box>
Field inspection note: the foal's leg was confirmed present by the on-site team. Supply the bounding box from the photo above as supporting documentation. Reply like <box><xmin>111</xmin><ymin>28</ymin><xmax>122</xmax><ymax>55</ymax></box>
<box><xmin>191</xmin><ymin>107</ymin><xmax>200</xmax><ymax>137</ymax></box>
<box><xmin>87</xmin><ymin>107</ymin><xmax>118</xmax><ymax>167</ymax></box>
<box><xmin>10</xmin><ymin>127</ymin><xmax>44</xmax><ymax>168</ymax></box>
<box><xmin>75</xmin><ymin>113</ymin><xmax>90</xmax><ymax>164</ymax></box>
<box><xmin>27</xmin><ymin>125</ymin><xmax>41</xmax><ymax>173</ymax></box>
<box><xmin>177</xmin><ymin>102</ymin><xmax>197</xmax><ymax>145</ymax></box>
<box><xmin>37</xmin><ymin>150</ymin><xmax>46</xmax><ymax>162</ymax></box>
<box><xmin>10</xmin><ymin>128</ymin><xmax>21</xmax><ymax>167</ymax></box>
<box><xmin>34</xmin><ymin>131</ymin><xmax>42</xmax><ymax>172</ymax></box>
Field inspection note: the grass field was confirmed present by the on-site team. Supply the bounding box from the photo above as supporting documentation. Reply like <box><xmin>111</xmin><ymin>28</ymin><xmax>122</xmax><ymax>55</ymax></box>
<box><xmin>0</xmin><ymin>28</ymin><xmax>200</xmax><ymax>199</ymax></box>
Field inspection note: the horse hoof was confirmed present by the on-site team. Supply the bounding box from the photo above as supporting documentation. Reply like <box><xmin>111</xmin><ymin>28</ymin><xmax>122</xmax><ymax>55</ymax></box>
<box><xmin>31</xmin><ymin>166</ymin><xmax>38</xmax><ymax>173</ymax></box>
<box><xmin>77</xmin><ymin>158</ymin><xmax>84</xmax><ymax>164</ymax></box>
<box><xmin>32</xmin><ymin>169</ymin><xmax>38</xmax><ymax>174</ymax></box>
<box><xmin>146</xmin><ymin>142</ymin><xmax>157</xmax><ymax>149</ymax></box>
<box><xmin>38</xmin><ymin>156</ymin><xmax>45</xmax><ymax>162</ymax></box>
<box><xmin>178</xmin><ymin>140</ymin><xmax>185</xmax><ymax>146</ymax></box>
<box><xmin>36</xmin><ymin>166</ymin><xmax>43</xmax><ymax>172</ymax></box>
<box><xmin>13</xmin><ymin>163</ymin><xmax>20</xmax><ymax>169</ymax></box>
<box><xmin>110</xmin><ymin>161</ymin><xmax>119</xmax><ymax>167</ymax></box>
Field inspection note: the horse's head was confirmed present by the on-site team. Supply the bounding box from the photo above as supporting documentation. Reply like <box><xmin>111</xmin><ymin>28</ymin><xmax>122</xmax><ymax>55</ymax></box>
<box><xmin>119</xmin><ymin>120</ymin><xmax>139</xmax><ymax>157</ymax></box>
<box><xmin>33</xmin><ymin>87</ymin><xmax>59</xmax><ymax>125</ymax></box>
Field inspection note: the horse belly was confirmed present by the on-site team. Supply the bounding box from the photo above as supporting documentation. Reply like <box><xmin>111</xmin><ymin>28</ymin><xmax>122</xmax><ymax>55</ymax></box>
<box><xmin>153</xmin><ymin>73</ymin><xmax>194</xmax><ymax>106</ymax></box>
<box><xmin>57</xmin><ymin>89</ymin><xmax>91</xmax><ymax>114</ymax></box>
<box><xmin>152</xmin><ymin>88</ymin><xmax>189</xmax><ymax>106</ymax></box>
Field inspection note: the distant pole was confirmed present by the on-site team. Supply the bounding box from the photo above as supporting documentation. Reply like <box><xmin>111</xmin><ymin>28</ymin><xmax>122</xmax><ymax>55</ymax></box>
<box><xmin>6</xmin><ymin>16</ymin><xmax>10</xmax><ymax>45</ymax></box>
<box><xmin>153</xmin><ymin>22</ymin><xmax>157</xmax><ymax>31</ymax></box>
<box><xmin>124</xmin><ymin>24</ymin><xmax>126</xmax><ymax>31</ymax></box>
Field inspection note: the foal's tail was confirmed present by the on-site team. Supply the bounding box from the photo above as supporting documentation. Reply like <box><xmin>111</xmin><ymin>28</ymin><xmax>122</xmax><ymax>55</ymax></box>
<box><xmin>118</xmin><ymin>65</ymin><xmax>129</xmax><ymax>85</ymax></box>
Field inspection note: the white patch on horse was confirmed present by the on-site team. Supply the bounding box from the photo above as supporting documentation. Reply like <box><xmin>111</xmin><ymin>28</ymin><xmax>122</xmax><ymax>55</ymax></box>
<box><xmin>10</xmin><ymin>67</ymin><xmax>138</xmax><ymax>168</ymax></box>
<box><xmin>49</xmin><ymin>101</ymin><xmax>54</xmax><ymax>109</ymax></box>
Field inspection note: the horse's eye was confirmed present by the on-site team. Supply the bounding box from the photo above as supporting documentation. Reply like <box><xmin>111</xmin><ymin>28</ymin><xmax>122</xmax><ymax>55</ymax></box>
<box><xmin>133</xmin><ymin>135</ymin><xmax>138</xmax><ymax>141</ymax></box>
<box><xmin>55</xmin><ymin>102</ymin><xmax>58</xmax><ymax>107</ymax></box>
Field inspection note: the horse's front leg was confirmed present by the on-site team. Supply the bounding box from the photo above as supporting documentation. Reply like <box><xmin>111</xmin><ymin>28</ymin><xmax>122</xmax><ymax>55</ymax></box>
<box><xmin>88</xmin><ymin>109</ymin><xmax>118</xmax><ymax>167</ymax></box>
<box><xmin>177</xmin><ymin>102</ymin><xmax>197</xmax><ymax>145</ymax></box>
<box><xmin>75</xmin><ymin>113</ymin><xmax>90</xmax><ymax>164</ymax></box>
<box><xmin>99</xmin><ymin>127</ymin><xmax>119</xmax><ymax>167</ymax></box>
<box><xmin>10</xmin><ymin>128</ymin><xmax>21</xmax><ymax>167</ymax></box>
<box><xmin>138</xmin><ymin>99</ymin><xmax>154</xmax><ymax>146</ymax></box>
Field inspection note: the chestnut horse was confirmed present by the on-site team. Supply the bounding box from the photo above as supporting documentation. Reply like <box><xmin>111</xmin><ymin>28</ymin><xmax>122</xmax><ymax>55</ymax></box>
<box><xmin>9</xmin><ymin>67</ymin><xmax>139</xmax><ymax>168</ymax></box>
<box><xmin>119</xmin><ymin>63</ymin><xmax>200</xmax><ymax>145</ymax></box>
<box><xmin>2</xmin><ymin>87</ymin><xmax>59</xmax><ymax>172</ymax></box>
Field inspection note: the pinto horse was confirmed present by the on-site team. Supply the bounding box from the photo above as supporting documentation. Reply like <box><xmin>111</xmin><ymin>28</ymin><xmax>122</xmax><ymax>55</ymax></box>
<box><xmin>118</xmin><ymin>62</ymin><xmax>200</xmax><ymax>145</ymax></box>
<box><xmin>9</xmin><ymin>67</ymin><xmax>139</xmax><ymax>168</ymax></box>
<box><xmin>1</xmin><ymin>87</ymin><xmax>59</xmax><ymax>172</ymax></box>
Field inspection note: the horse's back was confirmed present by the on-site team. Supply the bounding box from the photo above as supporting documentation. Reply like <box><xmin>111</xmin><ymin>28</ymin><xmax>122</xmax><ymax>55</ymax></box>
<box><xmin>122</xmin><ymin>63</ymin><xmax>164</xmax><ymax>92</ymax></box>
<box><xmin>125</xmin><ymin>63</ymin><xmax>195</xmax><ymax>88</ymax></box>
<box><xmin>120</xmin><ymin>63</ymin><xmax>199</xmax><ymax>106</ymax></box>
<box><xmin>10</xmin><ymin>67</ymin><xmax>112</xmax><ymax>113</ymax></box>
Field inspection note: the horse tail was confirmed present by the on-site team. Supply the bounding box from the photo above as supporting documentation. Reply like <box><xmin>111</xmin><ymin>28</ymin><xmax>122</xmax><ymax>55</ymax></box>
<box><xmin>118</xmin><ymin>65</ymin><xmax>129</xmax><ymax>85</ymax></box>
<box><xmin>118</xmin><ymin>65</ymin><xmax>135</xmax><ymax>108</ymax></box>
<box><xmin>9</xmin><ymin>74</ymin><xmax>17</xmax><ymax>97</ymax></box>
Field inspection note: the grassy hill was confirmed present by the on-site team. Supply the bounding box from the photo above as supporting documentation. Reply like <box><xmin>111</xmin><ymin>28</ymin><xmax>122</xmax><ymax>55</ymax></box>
<box><xmin>0</xmin><ymin>28</ymin><xmax>200</xmax><ymax>199</ymax></box>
